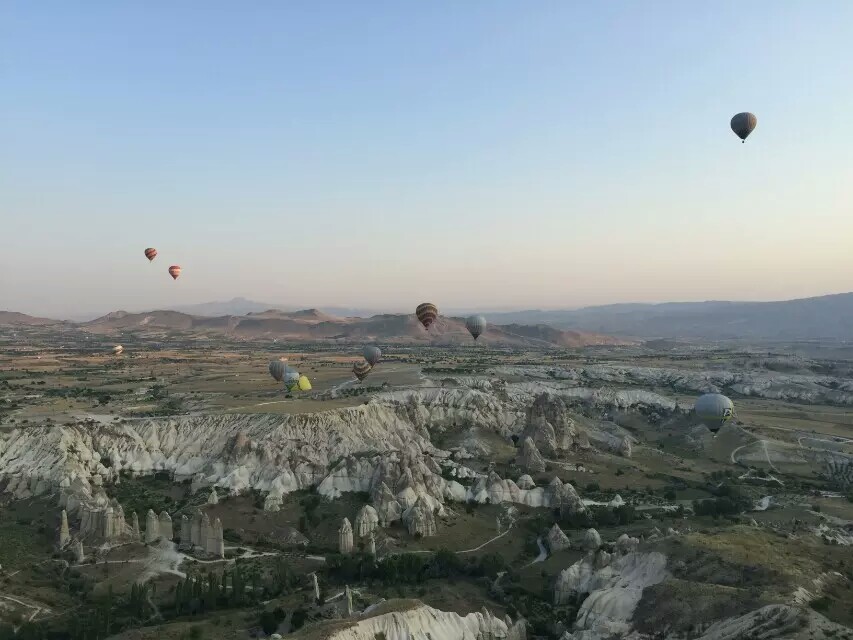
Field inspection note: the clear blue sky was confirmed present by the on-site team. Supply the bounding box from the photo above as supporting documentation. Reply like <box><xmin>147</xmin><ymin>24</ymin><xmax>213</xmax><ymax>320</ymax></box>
<box><xmin>2</xmin><ymin>1</ymin><xmax>852</xmax><ymax>317</ymax></box>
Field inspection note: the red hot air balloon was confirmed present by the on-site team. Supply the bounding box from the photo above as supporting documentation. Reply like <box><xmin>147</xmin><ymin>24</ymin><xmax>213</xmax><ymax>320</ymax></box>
<box><xmin>168</xmin><ymin>265</ymin><xmax>182</xmax><ymax>280</ymax></box>
<box><xmin>416</xmin><ymin>303</ymin><xmax>438</xmax><ymax>330</ymax></box>
<box><xmin>144</xmin><ymin>248</ymin><xmax>158</xmax><ymax>262</ymax></box>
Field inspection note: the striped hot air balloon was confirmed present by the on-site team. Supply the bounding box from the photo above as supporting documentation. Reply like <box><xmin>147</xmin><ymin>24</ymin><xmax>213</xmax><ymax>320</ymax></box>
<box><xmin>144</xmin><ymin>248</ymin><xmax>157</xmax><ymax>262</ymax></box>
<box><xmin>363</xmin><ymin>346</ymin><xmax>382</xmax><ymax>366</ymax></box>
<box><xmin>168</xmin><ymin>265</ymin><xmax>182</xmax><ymax>280</ymax></box>
<box><xmin>353</xmin><ymin>360</ymin><xmax>372</xmax><ymax>382</ymax></box>
<box><xmin>416</xmin><ymin>303</ymin><xmax>438</xmax><ymax>330</ymax></box>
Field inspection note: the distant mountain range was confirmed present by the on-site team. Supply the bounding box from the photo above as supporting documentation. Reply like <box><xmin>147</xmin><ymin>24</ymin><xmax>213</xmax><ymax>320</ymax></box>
<box><xmin>170</xmin><ymin>298</ymin><xmax>382</xmax><ymax>319</ymax></box>
<box><xmin>484</xmin><ymin>292</ymin><xmax>853</xmax><ymax>341</ymax></box>
<box><xmin>66</xmin><ymin>308</ymin><xmax>628</xmax><ymax>348</ymax></box>
<box><xmin>4</xmin><ymin>291</ymin><xmax>852</xmax><ymax>342</ymax></box>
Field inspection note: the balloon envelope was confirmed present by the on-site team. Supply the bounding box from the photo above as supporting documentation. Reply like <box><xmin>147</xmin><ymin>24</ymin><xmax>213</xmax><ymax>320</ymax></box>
<box><xmin>363</xmin><ymin>346</ymin><xmax>382</xmax><ymax>366</ymax></box>
<box><xmin>416</xmin><ymin>303</ymin><xmax>438</xmax><ymax>330</ymax></box>
<box><xmin>113</xmin><ymin>345</ymin><xmax>123</xmax><ymax>355</ymax></box>
<box><xmin>694</xmin><ymin>393</ymin><xmax>735</xmax><ymax>432</ymax></box>
<box><xmin>144</xmin><ymin>248</ymin><xmax>157</xmax><ymax>262</ymax></box>
<box><xmin>297</xmin><ymin>375</ymin><xmax>312</xmax><ymax>391</ymax></box>
<box><xmin>465</xmin><ymin>315</ymin><xmax>487</xmax><ymax>340</ymax></box>
<box><xmin>269</xmin><ymin>360</ymin><xmax>286</xmax><ymax>382</ymax></box>
<box><xmin>353</xmin><ymin>360</ymin><xmax>372</xmax><ymax>382</ymax></box>
<box><xmin>730</xmin><ymin>112</ymin><xmax>757</xmax><ymax>141</ymax></box>
<box><xmin>284</xmin><ymin>367</ymin><xmax>300</xmax><ymax>384</ymax></box>
<box><xmin>168</xmin><ymin>265</ymin><xmax>182</xmax><ymax>280</ymax></box>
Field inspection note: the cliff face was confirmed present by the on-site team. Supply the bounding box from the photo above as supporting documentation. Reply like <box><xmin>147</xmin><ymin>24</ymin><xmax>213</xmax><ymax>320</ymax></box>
<box><xmin>0</xmin><ymin>381</ymin><xmax>666</xmax><ymax>511</ymax></box>
<box><xmin>296</xmin><ymin>600</ymin><xmax>526</xmax><ymax>640</ymax></box>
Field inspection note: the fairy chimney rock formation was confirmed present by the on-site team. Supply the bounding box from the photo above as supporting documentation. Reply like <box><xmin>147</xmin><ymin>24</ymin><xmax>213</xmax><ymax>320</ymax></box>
<box><xmin>355</xmin><ymin>504</ymin><xmax>379</xmax><ymax>538</ymax></box>
<box><xmin>207</xmin><ymin>517</ymin><xmax>224</xmax><ymax>558</ymax></box>
<box><xmin>59</xmin><ymin>509</ymin><xmax>70</xmax><ymax>548</ymax></box>
<box><xmin>73</xmin><ymin>540</ymin><xmax>85</xmax><ymax>563</ymax></box>
<box><xmin>339</xmin><ymin>518</ymin><xmax>354</xmax><ymax>554</ymax></box>
<box><xmin>373</xmin><ymin>482</ymin><xmax>402</xmax><ymax>527</ymax></box>
<box><xmin>191</xmin><ymin>510</ymin><xmax>203</xmax><ymax>547</ymax></box>
<box><xmin>619</xmin><ymin>437</ymin><xmax>633</xmax><ymax>458</ymax></box>
<box><xmin>131</xmin><ymin>512</ymin><xmax>141</xmax><ymax>541</ymax></box>
<box><xmin>547</xmin><ymin>523</ymin><xmax>571</xmax><ymax>552</ymax></box>
<box><xmin>145</xmin><ymin>509</ymin><xmax>159</xmax><ymax>543</ymax></box>
<box><xmin>403</xmin><ymin>497</ymin><xmax>436</xmax><ymax>537</ymax></box>
<box><xmin>518</xmin><ymin>437</ymin><xmax>547</xmax><ymax>473</ymax></box>
<box><xmin>207</xmin><ymin>488</ymin><xmax>219</xmax><ymax>505</ymax></box>
<box><xmin>367</xmin><ymin>531</ymin><xmax>377</xmax><ymax>556</ymax></box>
<box><xmin>180</xmin><ymin>515</ymin><xmax>191</xmax><ymax>547</ymax></box>
<box><xmin>158</xmin><ymin>511</ymin><xmax>173</xmax><ymax>541</ymax></box>
<box><xmin>583</xmin><ymin>528</ymin><xmax>602</xmax><ymax>551</ymax></box>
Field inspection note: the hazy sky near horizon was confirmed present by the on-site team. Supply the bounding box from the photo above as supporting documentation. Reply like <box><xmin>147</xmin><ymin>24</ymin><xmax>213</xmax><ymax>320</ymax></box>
<box><xmin>2</xmin><ymin>1</ymin><xmax>852</xmax><ymax>318</ymax></box>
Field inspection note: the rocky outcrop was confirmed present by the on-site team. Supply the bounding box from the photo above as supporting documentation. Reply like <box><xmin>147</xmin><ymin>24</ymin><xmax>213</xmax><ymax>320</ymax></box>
<box><xmin>208</xmin><ymin>518</ymin><xmax>224</xmax><ymax>558</ymax></box>
<box><xmin>158</xmin><ymin>511</ymin><xmax>173</xmax><ymax>541</ymax></box>
<box><xmin>517</xmin><ymin>437</ymin><xmax>546</xmax><ymax>473</ymax></box>
<box><xmin>367</xmin><ymin>531</ymin><xmax>376</xmax><ymax>555</ymax></box>
<box><xmin>547</xmin><ymin>523</ymin><xmax>570</xmax><ymax>552</ymax></box>
<box><xmin>307</xmin><ymin>600</ymin><xmax>524</xmax><ymax>640</ymax></box>
<box><xmin>145</xmin><ymin>509</ymin><xmax>159</xmax><ymax>543</ymax></box>
<box><xmin>517</xmin><ymin>475</ymin><xmax>536</xmax><ymax>490</ymax></box>
<box><xmin>59</xmin><ymin>509</ymin><xmax>70</xmax><ymax>548</ymax></box>
<box><xmin>695</xmin><ymin>604</ymin><xmax>849</xmax><ymax>640</ymax></box>
<box><xmin>583</xmin><ymin>528</ymin><xmax>601</xmax><ymax>551</ymax></box>
<box><xmin>555</xmin><ymin>551</ymin><xmax>667</xmax><ymax>636</ymax></box>
<box><xmin>614</xmin><ymin>533</ymin><xmax>639</xmax><ymax>555</ymax></box>
<box><xmin>403</xmin><ymin>497</ymin><xmax>437</xmax><ymax>537</ymax></box>
<box><xmin>207</xmin><ymin>488</ymin><xmax>218</xmax><ymax>504</ymax></box>
<box><xmin>354</xmin><ymin>504</ymin><xmax>379</xmax><ymax>538</ymax></box>
<box><xmin>526</xmin><ymin>393</ymin><xmax>578</xmax><ymax>454</ymax></box>
<box><xmin>373</xmin><ymin>481</ymin><xmax>403</xmax><ymax>527</ymax></box>
<box><xmin>608</xmin><ymin>494</ymin><xmax>625</xmax><ymax>508</ymax></box>
<box><xmin>131</xmin><ymin>512</ymin><xmax>141</xmax><ymax>541</ymax></box>
<box><xmin>339</xmin><ymin>518</ymin><xmax>354</xmax><ymax>554</ymax></box>
<box><xmin>618</xmin><ymin>437</ymin><xmax>632</xmax><ymax>458</ymax></box>
<box><xmin>73</xmin><ymin>540</ymin><xmax>85</xmax><ymax>563</ymax></box>
<box><xmin>179</xmin><ymin>515</ymin><xmax>190</xmax><ymax>546</ymax></box>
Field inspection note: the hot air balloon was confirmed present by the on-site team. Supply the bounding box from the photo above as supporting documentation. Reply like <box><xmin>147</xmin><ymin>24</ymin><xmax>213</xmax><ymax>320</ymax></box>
<box><xmin>284</xmin><ymin>367</ymin><xmax>300</xmax><ymax>384</ymax></box>
<box><xmin>144</xmin><ymin>248</ymin><xmax>157</xmax><ymax>262</ymax></box>
<box><xmin>353</xmin><ymin>360</ymin><xmax>372</xmax><ymax>382</ymax></box>
<box><xmin>168</xmin><ymin>265</ymin><xmax>182</xmax><ymax>280</ymax></box>
<box><xmin>416</xmin><ymin>303</ymin><xmax>438</xmax><ymax>330</ymax></box>
<box><xmin>465</xmin><ymin>315</ymin><xmax>487</xmax><ymax>340</ymax></box>
<box><xmin>694</xmin><ymin>393</ymin><xmax>735</xmax><ymax>433</ymax></box>
<box><xmin>113</xmin><ymin>345</ymin><xmax>124</xmax><ymax>355</ymax></box>
<box><xmin>269</xmin><ymin>360</ymin><xmax>286</xmax><ymax>382</ymax></box>
<box><xmin>730</xmin><ymin>112</ymin><xmax>757</xmax><ymax>143</ymax></box>
<box><xmin>297</xmin><ymin>375</ymin><xmax>312</xmax><ymax>391</ymax></box>
<box><xmin>363</xmin><ymin>346</ymin><xmax>382</xmax><ymax>366</ymax></box>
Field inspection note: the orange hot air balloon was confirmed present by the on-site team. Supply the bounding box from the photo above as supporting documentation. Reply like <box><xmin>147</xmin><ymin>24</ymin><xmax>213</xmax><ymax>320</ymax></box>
<box><xmin>168</xmin><ymin>265</ymin><xmax>182</xmax><ymax>280</ymax></box>
<box><xmin>144</xmin><ymin>248</ymin><xmax>158</xmax><ymax>262</ymax></box>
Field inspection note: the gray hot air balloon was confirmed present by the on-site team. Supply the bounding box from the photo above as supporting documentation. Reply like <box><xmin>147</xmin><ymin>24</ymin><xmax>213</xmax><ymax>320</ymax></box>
<box><xmin>269</xmin><ymin>360</ymin><xmax>286</xmax><ymax>382</ymax></box>
<box><xmin>694</xmin><ymin>393</ymin><xmax>735</xmax><ymax>433</ymax></box>
<box><xmin>730</xmin><ymin>112</ymin><xmax>757</xmax><ymax>143</ymax></box>
<box><xmin>465</xmin><ymin>315</ymin><xmax>487</xmax><ymax>340</ymax></box>
<box><xmin>363</xmin><ymin>346</ymin><xmax>382</xmax><ymax>367</ymax></box>
<box><xmin>284</xmin><ymin>366</ymin><xmax>300</xmax><ymax>384</ymax></box>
